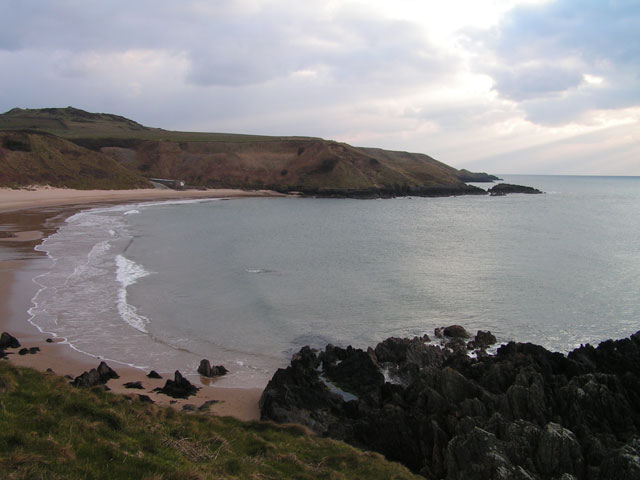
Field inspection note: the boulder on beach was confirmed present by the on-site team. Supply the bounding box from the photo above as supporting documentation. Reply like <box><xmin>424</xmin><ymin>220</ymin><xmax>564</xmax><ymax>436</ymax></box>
<box><xmin>147</xmin><ymin>370</ymin><xmax>162</xmax><ymax>379</ymax></box>
<box><xmin>197</xmin><ymin>359</ymin><xmax>228</xmax><ymax>377</ymax></box>
<box><xmin>154</xmin><ymin>370</ymin><xmax>199</xmax><ymax>399</ymax></box>
<box><xmin>0</xmin><ymin>332</ymin><xmax>21</xmax><ymax>349</ymax></box>
<box><xmin>123</xmin><ymin>381</ymin><xmax>144</xmax><ymax>389</ymax></box>
<box><xmin>71</xmin><ymin>361</ymin><xmax>119</xmax><ymax>388</ymax></box>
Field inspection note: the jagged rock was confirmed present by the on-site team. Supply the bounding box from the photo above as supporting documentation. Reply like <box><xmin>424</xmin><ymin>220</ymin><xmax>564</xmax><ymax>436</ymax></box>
<box><xmin>536</xmin><ymin>422</ymin><xmax>583</xmax><ymax>477</ymax></box>
<box><xmin>97</xmin><ymin>361</ymin><xmax>119</xmax><ymax>381</ymax></box>
<box><xmin>123</xmin><ymin>381</ymin><xmax>144</xmax><ymax>389</ymax></box>
<box><xmin>472</xmin><ymin>330</ymin><xmax>497</xmax><ymax>349</ymax></box>
<box><xmin>147</xmin><ymin>370</ymin><xmax>162</xmax><ymax>379</ymax></box>
<box><xmin>0</xmin><ymin>332</ymin><xmax>20</xmax><ymax>349</ymax></box>
<box><xmin>18</xmin><ymin>348</ymin><xmax>29</xmax><ymax>355</ymax></box>
<box><xmin>153</xmin><ymin>370</ymin><xmax>199</xmax><ymax>399</ymax></box>
<box><xmin>71</xmin><ymin>361</ymin><xmax>119</xmax><ymax>387</ymax></box>
<box><xmin>261</xmin><ymin>329</ymin><xmax>640</xmax><ymax>479</ymax></box>
<box><xmin>197</xmin><ymin>359</ymin><xmax>228</xmax><ymax>377</ymax></box>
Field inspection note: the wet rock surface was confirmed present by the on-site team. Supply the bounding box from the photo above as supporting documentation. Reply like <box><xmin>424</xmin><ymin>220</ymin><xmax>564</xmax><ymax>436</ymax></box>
<box><xmin>197</xmin><ymin>359</ymin><xmax>228</xmax><ymax>378</ymax></box>
<box><xmin>260</xmin><ymin>328</ymin><xmax>640</xmax><ymax>479</ymax></box>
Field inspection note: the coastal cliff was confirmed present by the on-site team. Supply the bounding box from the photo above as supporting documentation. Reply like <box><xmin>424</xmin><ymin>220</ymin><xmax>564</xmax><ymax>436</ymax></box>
<box><xmin>1</xmin><ymin>107</ymin><xmax>495</xmax><ymax>196</ymax></box>
<box><xmin>260</xmin><ymin>328</ymin><xmax>640</xmax><ymax>479</ymax></box>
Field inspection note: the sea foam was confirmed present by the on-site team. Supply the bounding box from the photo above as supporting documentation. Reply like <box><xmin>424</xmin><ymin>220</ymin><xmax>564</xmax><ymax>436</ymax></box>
<box><xmin>116</xmin><ymin>254</ymin><xmax>151</xmax><ymax>333</ymax></box>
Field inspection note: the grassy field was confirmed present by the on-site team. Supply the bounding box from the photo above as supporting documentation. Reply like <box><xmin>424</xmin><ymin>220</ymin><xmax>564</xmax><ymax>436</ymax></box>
<box><xmin>0</xmin><ymin>361</ymin><xmax>419</xmax><ymax>479</ymax></box>
<box><xmin>0</xmin><ymin>107</ymin><xmax>310</xmax><ymax>143</ymax></box>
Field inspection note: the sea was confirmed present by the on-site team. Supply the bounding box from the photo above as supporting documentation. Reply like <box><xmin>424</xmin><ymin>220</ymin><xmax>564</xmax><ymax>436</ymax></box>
<box><xmin>26</xmin><ymin>175</ymin><xmax>640</xmax><ymax>387</ymax></box>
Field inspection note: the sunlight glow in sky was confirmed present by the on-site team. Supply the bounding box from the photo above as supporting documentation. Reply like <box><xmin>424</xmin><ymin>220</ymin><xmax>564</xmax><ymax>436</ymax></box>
<box><xmin>0</xmin><ymin>0</ymin><xmax>638</xmax><ymax>175</ymax></box>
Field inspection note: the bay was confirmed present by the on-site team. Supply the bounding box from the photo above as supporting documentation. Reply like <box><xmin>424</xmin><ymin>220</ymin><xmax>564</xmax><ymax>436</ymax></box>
<box><xmin>29</xmin><ymin>175</ymin><xmax>640</xmax><ymax>387</ymax></box>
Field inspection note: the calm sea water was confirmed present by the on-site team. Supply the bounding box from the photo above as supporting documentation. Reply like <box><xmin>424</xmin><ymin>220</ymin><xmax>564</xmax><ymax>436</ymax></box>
<box><xmin>28</xmin><ymin>176</ymin><xmax>640</xmax><ymax>387</ymax></box>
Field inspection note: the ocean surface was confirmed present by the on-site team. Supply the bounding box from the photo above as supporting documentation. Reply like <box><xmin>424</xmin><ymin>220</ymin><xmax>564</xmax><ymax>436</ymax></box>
<box><xmin>28</xmin><ymin>175</ymin><xmax>640</xmax><ymax>387</ymax></box>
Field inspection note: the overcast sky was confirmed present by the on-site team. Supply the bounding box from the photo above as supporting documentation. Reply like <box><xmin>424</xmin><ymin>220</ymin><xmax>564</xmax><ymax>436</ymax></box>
<box><xmin>1</xmin><ymin>0</ymin><xmax>638</xmax><ymax>175</ymax></box>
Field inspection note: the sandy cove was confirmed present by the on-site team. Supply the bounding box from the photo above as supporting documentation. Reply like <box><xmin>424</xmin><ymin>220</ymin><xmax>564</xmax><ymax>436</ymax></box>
<box><xmin>0</xmin><ymin>187</ymin><xmax>288</xmax><ymax>421</ymax></box>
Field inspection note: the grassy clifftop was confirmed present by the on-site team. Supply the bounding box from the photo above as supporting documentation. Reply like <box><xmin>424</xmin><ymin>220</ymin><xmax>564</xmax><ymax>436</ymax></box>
<box><xmin>0</xmin><ymin>107</ymin><xmax>495</xmax><ymax>194</ymax></box>
<box><xmin>0</xmin><ymin>362</ymin><xmax>418</xmax><ymax>479</ymax></box>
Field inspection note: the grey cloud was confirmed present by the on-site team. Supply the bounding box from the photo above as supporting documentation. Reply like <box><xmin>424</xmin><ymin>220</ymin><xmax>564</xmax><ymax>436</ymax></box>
<box><xmin>0</xmin><ymin>1</ymin><xmax>455</xmax><ymax>88</ymax></box>
<box><xmin>466</xmin><ymin>0</ymin><xmax>640</xmax><ymax>125</ymax></box>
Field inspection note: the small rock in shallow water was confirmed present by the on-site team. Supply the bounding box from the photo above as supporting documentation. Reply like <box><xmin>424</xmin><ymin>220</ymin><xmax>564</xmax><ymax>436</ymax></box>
<box><xmin>197</xmin><ymin>359</ymin><xmax>228</xmax><ymax>377</ymax></box>
<box><xmin>443</xmin><ymin>325</ymin><xmax>470</xmax><ymax>338</ymax></box>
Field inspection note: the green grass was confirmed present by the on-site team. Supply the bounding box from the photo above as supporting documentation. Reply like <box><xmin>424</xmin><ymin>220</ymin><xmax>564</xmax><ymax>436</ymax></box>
<box><xmin>0</xmin><ymin>107</ymin><xmax>312</xmax><ymax>143</ymax></box>
<box><xmin>0</xmin><ymin>361</ymin><xmax>419</xmax><ymax>479</ymax></box>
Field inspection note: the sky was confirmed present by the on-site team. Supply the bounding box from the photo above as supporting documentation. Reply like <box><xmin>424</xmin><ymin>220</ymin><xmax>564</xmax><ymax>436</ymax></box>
<box><xmin>1</xmin><ymin>0</ymin><xmax>638</xmax><ymax>175</ymax></box>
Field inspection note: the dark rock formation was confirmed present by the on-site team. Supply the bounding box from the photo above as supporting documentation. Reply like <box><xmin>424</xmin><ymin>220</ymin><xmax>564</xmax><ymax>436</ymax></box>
<box><xmin>261</xmin><ymin>330</ymin><xmax>640</xmax><ymax>479</ymax></box>
<box><xmin>71</xmin><ymin>361</ymin><xmax>119</xmax><ymax>387</ymax></box>
<box><xmin>442</xmin><ymin>325</ymin><xmax>470</xmax><ymax>338</ymax></box>
<box><xmin>46</xmin><ymin>338</ymin><xmax>53</xmax><ymax>343</ymax></box>
<box><xmin>123</xmin><ymin>381</ymin><xmax>144</xmax><ymax>389</ymax></box>
<box><xmin>197</xmin><ymin>359</ymin><xmax>228</xmax><ymax>377</ymax></box>
<box><xmin>29</xmin><ymin>347</ymin><xmax>40</xmax><ymax>354</ymax></box>
<box><xmin>153</xmin><ymin>370</ymin><xmax>199</xmax><ymax>399</ymax></box>
<box><xmin>18</xmin><ymin>348</ymin><xmax>29</xmax><ymax>355</ymax></box>
<box><xmin>147</xmin><ymin>370</ymin><xmax>162</xmax><ymax>379</ymax></box>
<box><xmin>0</xmin><ymin>332</ymin><xmax>21</xmax><ymax>349</ymax></box>
<box><xmin>488</xmin><ymin>183</ymin><xmax>543</xmax><ymax>195</ymax></box>
<box><xmin>137</xmin><ymin>394</ymin><xmax>154</xmax><ymax>404</ymax></box>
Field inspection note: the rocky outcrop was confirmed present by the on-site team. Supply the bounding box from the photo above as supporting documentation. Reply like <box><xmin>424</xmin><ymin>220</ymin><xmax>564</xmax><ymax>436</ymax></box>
<box><xmin>154</xmin><ymin>370</ymin><xmax>199</xmax><ymax>399</ymax></box>
<box><xmin>260</xmin><ymin>328</ymin><xmax>640</xmax><ymax>479</ymax></box>
<box><xmin>0</xmin><ymin>332</ymin><xmax>21</xmax><ymax>349</ymax></box>
<box><xmin>71</xmin><ymin>361</ymin><xmax>119</xmax><ymax>388</ymax></box>
<box><xmin>197</xmin><ymin>359</ymin><xmax>228</xmax><ymax>378</ymax></box>
<box><xmin>488</xmin><ymin>183</ymin><xmax>544</xmax><ymax>195</ymax></box>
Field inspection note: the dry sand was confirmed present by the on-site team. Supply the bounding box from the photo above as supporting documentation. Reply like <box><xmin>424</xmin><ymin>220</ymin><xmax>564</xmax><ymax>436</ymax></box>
<box><xmin>0</xmin><ymin>186</ymin><xmax>287</xmax><ymax>421</ymax></box>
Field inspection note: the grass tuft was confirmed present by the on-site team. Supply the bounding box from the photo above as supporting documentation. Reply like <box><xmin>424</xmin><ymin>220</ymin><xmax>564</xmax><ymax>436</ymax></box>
<box><xmin>0</xmin><ymin>361</ymin><xmax>420</xmax><ymax>479</ymax></box>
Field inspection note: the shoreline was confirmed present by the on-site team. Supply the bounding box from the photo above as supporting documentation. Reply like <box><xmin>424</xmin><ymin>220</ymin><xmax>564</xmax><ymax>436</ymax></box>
<box><xmin>0</xmin><ymin>187</ymin><xmax>286</xmax><ymax>421</ymax></box>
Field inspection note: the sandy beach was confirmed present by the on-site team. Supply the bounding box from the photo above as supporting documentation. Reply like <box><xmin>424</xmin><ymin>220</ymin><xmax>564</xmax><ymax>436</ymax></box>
<box><xmin>0</xmin><ymin>186</ymin><xmax>285</xmax><ymax>421</ymax></box>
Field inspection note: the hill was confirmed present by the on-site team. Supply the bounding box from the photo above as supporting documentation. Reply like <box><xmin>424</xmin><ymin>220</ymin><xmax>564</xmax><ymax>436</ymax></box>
<box><xmin>0</xmin><ymin>130</ymin><xmax>150</xmax><ymax>189</ymax></box>
<box><xmin>0</xmin><ymin>361</ymin><xmax>419</xmax><ymax>479</ymax></box>
<box><xmin>0</xmin><ymin>107</ymin><xmax>496</xmax><ymax>195</ymax></box>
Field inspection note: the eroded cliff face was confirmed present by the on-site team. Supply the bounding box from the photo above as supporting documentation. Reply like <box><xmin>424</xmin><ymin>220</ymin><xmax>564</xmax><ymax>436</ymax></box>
<box><xmin>260</xmin><ymin>328</ymin><xmax>640</xmax><ymax>479</ymax></box>
<box><xmin>95</xmin><ymin>138</ymin><xmax>487</xmax><ymax>196</ymax></box>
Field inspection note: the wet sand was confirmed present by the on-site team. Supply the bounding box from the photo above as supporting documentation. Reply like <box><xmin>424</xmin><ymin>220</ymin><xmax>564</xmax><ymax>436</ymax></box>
<box><xmin>0</xmin><ymin>187</ymin><xmax>285</xmax><ymax>421</ymax></box>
